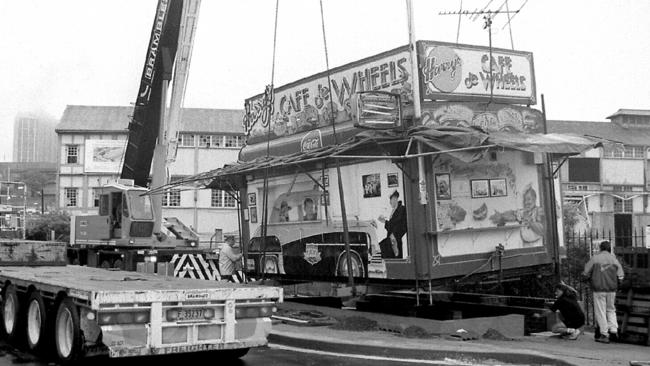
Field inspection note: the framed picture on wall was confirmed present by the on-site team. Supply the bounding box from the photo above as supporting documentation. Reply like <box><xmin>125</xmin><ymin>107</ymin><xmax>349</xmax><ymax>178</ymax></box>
<box><xmin>247</xmin><ymin>192</ymin><xmax>257</xmax><ymax>206</ymax></box>
<box><xmin>249</xmin><ymin>207</ymin><xmax>258</xmax><ymax>223</ymax></box>
<box><xmin>387</xmin><ymin>173</ymin><xmax>399</xmax><ymax>188</ymax></box>
<box><xmin>362</xmin><ymin>173</ymin><xmax>381</xmax><ymax>198</ymax></box>
<box><xmin>470</xmin><ymin>179</ymin><xmax>489</xmax><ymax>198</ymax></box>
<box><xmin>435</xmin><ymin>173</ymin><xmax>451</xmax><ymax>200</ymax></box>
<box><xmin>489</xmin><ymin>178</ymin><xmax>507</xmax><ymax>197</ymax></box>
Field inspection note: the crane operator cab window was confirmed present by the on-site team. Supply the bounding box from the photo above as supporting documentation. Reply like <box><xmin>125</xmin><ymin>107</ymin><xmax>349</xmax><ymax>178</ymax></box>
<box><xmin>110</xmin><ymin>192</ymin><xmax>127</xmax><ymax>236</ymax></box>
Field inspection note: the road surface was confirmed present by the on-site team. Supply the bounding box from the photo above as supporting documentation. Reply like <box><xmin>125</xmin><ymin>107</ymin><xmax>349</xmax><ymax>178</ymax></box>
<box><xmin>0</xmin><ymin>339</ymin><xmax>537</xmax><ymax>366</ymax></box>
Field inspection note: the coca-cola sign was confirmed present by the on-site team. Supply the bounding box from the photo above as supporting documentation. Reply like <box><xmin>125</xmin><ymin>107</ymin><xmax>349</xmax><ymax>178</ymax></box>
<box><xmin>300</xmin><ymin>130</ymin><xmax>323</xmax><ymax>152</ymax></box>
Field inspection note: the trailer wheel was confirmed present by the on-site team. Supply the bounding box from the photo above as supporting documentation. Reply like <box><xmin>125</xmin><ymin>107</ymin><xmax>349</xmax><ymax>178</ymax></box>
<box><xmin>2</xmin><ymin>284</ymin><xmax>23</xmax><ymax>342</ymax></box>
<box><xmin>336</xmin><ymin>251</ymin><xmax>363</xmax><ymax>277</ymax></box>
<box><xmin>26</xmin><ymin>291</ymin><xmax>48</xmax><ymax>353</ymax></box>
<box><xmin>54</xmin><ymin>298</ymin><xmax>82</xmax><ymax>364</ymax></box>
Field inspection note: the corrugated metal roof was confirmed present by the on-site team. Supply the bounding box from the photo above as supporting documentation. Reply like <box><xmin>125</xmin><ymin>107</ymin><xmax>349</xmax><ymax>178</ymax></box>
<box><xmin>547</xmin><ymin>120</ymin><xmax>650</xmax><ymax>145</ymax></box>
<box><xmin>56</xmin><ymin>105</ymin><xmax>244</xmax><ymax>134</ymax></box>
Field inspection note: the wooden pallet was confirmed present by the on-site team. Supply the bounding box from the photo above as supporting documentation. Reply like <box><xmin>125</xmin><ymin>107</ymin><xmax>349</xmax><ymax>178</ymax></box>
<box><xmin>0</xmin><ymin>240</ymin><xmax>67</xmax><ymax>266</ymax></box>
<box><xmin>617</xmin><ymin>287</ymin><xmax>650</xmax><ymax>346</ymax></box>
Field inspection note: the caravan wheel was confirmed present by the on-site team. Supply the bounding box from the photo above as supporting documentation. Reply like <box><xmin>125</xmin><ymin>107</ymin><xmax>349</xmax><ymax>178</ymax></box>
<box><xmin>336</xmin><ymin>251</ymin><xmax>363</xmax><ymax>277</ymax></box>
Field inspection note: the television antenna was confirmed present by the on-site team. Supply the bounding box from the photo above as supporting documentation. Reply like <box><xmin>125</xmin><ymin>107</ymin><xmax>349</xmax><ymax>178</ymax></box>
<box><xmin>439</xmin><ymin>7</ymin><xmax>519</xmax><ymax>101</ymax></box>
<box><xmin>440</xmin><ymin>0</ymin><xmax>526</xmax><ymax>50</ymax></box>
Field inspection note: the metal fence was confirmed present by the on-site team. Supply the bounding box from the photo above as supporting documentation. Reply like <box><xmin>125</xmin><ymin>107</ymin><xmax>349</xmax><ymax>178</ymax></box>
<box><xmin>563</xmin><ymin>230</ymin><xmax>650</xmax><ymax>325</ymax></box>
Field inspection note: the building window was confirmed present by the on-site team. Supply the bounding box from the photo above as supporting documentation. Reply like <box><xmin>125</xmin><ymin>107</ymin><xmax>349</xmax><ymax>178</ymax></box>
<box><xmin>180</xmin><ymin>134</ymin><xmax>195</xmax><ymax>147</ymax></box>
<box><xmin>92</xmin><ymin>188</ymin><xmax>101</xmax><ymax>207</ymax></box>
<box><xmin>211</xmin><ymin>135</ymin><xmax>223</xmax><ymax>148</ymax></box>
<box><xmin>199</xmin><ymin>135</ymin><xmax>211</xmax><ymax>148</ymax></box>
<box><xmin>162</xmin><ymin>189</ymin><xmax>181</xmax><ymax>207</ymax></box>
<box><xmin>614</xmin><ymin>197</ymin><xmax>633</xmax><ymax>213</ymax></box>
<box><xmin>211</xmin><ymin>189</ymin><xmax>237</xmax><ymax>208</ymax></box>
<box><xmin>604</xmin><ymin>145</ymin><xmax>644</xmax><ymax>159</ymax></box>
<box><xmin>224</xmin><ymin>193</ymin><xmax>236</xmax><ymax>207</ymax></box>
<box><xmin>66</xmin><ymin>145</ymin><xmax>79</xmax><ymax>164</ymax></box>
<box><xmin>225</xmin><ymin>135</ymin><xmax>243</xmax><ymax>148</ymax></box>
<box><xmin>65</xmin><ymin>188</ymin><xmax>78</xmax><ymax>207</ymax></box>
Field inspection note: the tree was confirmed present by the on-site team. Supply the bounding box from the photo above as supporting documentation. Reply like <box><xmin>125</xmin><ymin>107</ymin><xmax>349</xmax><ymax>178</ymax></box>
<box><xmin>26</xmin><ymin>211</ymin><xmax>70</xmax><ymax>242</ymax></box>
<box><xmin>20</xmin><ymin>170</ymin><xmax>56</xmax><ymax>214</ymax></box>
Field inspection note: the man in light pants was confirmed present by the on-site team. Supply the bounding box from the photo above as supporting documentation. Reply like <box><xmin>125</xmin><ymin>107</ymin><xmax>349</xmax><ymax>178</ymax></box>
<box><xmin>582</xmin><ymin>240</ymin><xmax>624</xmax><ymax>343</ymax></box>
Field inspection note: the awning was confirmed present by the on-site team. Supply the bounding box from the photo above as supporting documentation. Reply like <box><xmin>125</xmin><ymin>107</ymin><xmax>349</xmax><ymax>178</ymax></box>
<box><xmin>148</xmin><ymin>126</ymin><xmax>601</xmax><ymax>194</ymax></box>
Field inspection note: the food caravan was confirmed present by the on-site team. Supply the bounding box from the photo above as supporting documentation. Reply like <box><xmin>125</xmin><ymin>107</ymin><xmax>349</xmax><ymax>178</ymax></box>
<box><xmin>179</xmin><ymin>41</ymin><xmax>597</xmax><ymax>289</ymax></box>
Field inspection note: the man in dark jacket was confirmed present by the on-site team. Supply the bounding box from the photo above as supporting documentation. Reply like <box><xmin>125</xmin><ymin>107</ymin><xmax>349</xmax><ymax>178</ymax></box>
<box><xmin>548</xmin><ymin>283</ymin><xmax>585</xmax><ymax>340</ymax></box>
<box><xmin>583</xmin><ymin>240</ymin><xmax>624</xmax><ymax>343</ymax></box>
<box><xmin>378</xmin><ymin>191</ymin><xmax>407</xmax><ymax>258</ymax></box>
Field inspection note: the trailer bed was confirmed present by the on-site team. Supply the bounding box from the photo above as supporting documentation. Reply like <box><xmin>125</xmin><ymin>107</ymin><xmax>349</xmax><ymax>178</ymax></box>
<box><xmin>0</xmin><ymin>265</ymin><xmax>282</xmax><ymax>307</ymax></box>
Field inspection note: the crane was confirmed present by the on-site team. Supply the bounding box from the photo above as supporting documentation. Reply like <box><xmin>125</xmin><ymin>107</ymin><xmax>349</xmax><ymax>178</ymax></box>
<box><xmin>68</xmin><ymin>0</ymin><xmax>222</xmax><ymax>280</ymax></box>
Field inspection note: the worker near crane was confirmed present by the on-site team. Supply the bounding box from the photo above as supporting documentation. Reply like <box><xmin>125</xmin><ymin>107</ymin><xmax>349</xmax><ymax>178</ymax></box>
<box><xmin>219</xmin><ymin>236</ymin><xmax>242</xmax><ymax>281</ymax></box>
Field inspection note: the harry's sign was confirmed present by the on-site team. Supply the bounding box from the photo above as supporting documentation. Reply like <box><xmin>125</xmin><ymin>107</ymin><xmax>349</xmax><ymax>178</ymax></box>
<box><xmin>417</xmin><ymin>41</ymin><xmax>535</xmax><ymax>105</ymax></box>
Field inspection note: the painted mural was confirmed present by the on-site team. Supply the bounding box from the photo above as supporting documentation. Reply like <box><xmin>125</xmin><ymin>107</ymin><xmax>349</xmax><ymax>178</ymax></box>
<box><xmin>421</xmin><ymin>102</ymin><xmax>544</xmax><ymax>133</ymax></box>
<box><xmin>433</xmin><ymin>151</ymin><xmax>545</xmax><ymax>255</ymax></box>
<box><xmin>245</xmin><ymin>160</ymin><xmax>407</xmax><ymax>279</ymax></box>
<box><xmin>243</xmin><ymin>49</ymin><xmax>413</xmax><ymax>144</ymax></box>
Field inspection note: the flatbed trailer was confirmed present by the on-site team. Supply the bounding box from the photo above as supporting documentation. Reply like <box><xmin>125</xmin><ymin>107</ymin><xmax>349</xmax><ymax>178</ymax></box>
<box><xmin>0</xmin><ymin>265</ymin><xmax>282</xmax><ymax>363</ymax></box>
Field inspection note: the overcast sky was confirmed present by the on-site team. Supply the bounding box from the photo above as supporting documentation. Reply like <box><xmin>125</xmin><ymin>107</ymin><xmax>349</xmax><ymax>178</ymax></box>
<box><xmin>1</xmin><ymin>0</ymin><xmax>649</xmax><ymax>161</ymax></box>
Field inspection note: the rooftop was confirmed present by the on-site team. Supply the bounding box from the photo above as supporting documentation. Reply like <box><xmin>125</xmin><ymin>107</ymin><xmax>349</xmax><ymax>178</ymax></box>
<box><xmin>56</xmin><ymin>105</ymin><xmax>244</xmax><ymax>134</ymax></box>
<box><xmin>547</xmin><ymin>119</ymin><xmax>650</xmax><ymax>145</ymax></box>
<box><xmin>606</xmin><ymin>108</ymin><xmax>650</xmax><ymax>119</ymax></box>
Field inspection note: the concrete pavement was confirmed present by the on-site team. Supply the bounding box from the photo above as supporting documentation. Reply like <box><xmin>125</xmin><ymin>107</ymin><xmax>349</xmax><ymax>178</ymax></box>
<box><xmin>270</xmin><ymin>301</ymin><xmax>650</xmax><ymax>366</ymax></box>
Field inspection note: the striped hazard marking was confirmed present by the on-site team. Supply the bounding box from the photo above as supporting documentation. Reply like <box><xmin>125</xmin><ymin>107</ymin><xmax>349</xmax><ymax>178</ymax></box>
<box><xmin>170</xmin><ymin>254</ymin><xmax>249</xmax><ymax>283</ymax></box>
<box><xmin>171</xmin><ymin>254</ymin><xmax>220</xmax><ymax>281</ymax></box>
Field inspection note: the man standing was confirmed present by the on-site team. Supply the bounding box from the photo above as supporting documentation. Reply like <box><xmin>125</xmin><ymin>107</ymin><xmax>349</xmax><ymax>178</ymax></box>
<box><xmin>583</xmin><ymin>240</ymin><xmax>624</xmax><ymax>343</ymax></box>
<box><xmin>219</xmin><ymin>236</ymin><xmax>242</xmax><ymax>281</ymax></box>
<box><xmin>378</xmin><ymin>191</ymin><xmax>407</xmax><ymax>258</ymax></box>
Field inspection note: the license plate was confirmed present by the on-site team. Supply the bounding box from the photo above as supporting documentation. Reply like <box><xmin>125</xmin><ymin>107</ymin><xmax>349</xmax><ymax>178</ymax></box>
<box><xmin>176</xmin><ymin>308</ymin><xmax>207</xmax><ymax>321</ymax></box>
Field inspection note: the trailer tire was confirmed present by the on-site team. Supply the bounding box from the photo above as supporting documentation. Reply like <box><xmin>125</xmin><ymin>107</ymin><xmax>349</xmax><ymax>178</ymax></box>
<box><xmin>26</xmin><ymin>291</ymin><xmax>48</xmax><ymax>353</ymax></box>
<box><xmin>1</xmin><ymin>284</ymin><xmax>23</xmax><ymax>343</ymax></box>
<box><xmin>54</xmin><ymin>298</ymin><xmax>82</xmax><ymax>364</ymax></box>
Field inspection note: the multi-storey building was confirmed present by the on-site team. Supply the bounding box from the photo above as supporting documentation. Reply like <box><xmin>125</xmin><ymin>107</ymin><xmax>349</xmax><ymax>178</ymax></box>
<box><xmin>55</xmin><ymin>105</ymin><xmax>244</xmax><ymax>240</ymax></box>
<box><xmin>549</xmin><ymin>109</ymin><xmax>650</xmax><ymax>247</ymax></box>
<box><xmin>13</xmin><ymin>114</ymin><xmax>57</xmax><ymax>163</ymax></box>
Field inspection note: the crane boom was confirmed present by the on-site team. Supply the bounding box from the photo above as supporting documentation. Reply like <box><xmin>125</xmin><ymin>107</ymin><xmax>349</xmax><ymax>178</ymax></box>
<box><xmin>166</xmin><ymin>0</ymin><xmax>201</xmax><ymax>165</ymax></box>
<box><xmin>120</xmin><ymin>0</ymin><xmax>183</xmax><ymax>187</ymax></box>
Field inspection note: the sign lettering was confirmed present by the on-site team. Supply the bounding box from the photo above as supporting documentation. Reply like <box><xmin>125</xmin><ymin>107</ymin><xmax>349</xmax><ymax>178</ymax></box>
<box><xmin>418</xmin><ymin>41</ymin><xmax>535</xmax><ymax>105</ymax></box>
<box><xmin>243</xmin><ymin>50</ymin><xmax>412</xmax><ymax>144</ymax></box>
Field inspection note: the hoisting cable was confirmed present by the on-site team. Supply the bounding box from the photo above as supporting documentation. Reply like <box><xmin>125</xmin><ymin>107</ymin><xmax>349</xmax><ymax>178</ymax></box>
<box><xmin>319</xmin><ymin>0</ymin><xmax>356</xmax><ymax>295</ymax></box>
<box><xmin>260</xmin><ymin>0</ymin><xmax>280</xmax><ymax>281</ymax></box>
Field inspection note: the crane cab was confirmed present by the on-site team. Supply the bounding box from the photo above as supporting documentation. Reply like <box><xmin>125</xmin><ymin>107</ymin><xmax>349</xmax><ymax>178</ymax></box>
<box><xmin>71</xmin><ymin>182</ymin><xmax>155</xmax><ymax>246</ymax></box>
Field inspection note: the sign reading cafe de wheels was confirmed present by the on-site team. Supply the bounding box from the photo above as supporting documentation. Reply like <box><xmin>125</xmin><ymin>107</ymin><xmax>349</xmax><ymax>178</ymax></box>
<box><xmin>417</xmin><ymin>41</ymin><xmax>536</xmax><ymax>105</ymax></box>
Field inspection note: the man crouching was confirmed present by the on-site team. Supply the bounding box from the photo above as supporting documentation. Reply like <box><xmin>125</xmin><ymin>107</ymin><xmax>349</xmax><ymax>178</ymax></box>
<box><xmin>548</xmin><ymin>282</ymin><xmax>585</xmax><ymax>340</ymax></box>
